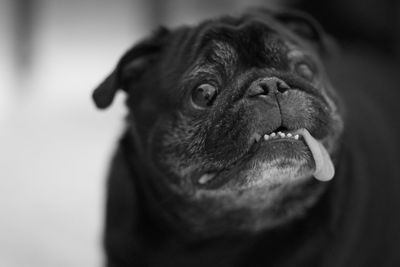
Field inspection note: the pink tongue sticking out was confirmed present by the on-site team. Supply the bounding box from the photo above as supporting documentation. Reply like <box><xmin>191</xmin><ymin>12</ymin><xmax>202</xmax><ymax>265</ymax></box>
<box><xmin>296</xmin><ymin>128</ymin><xmax>335</xmax><ymax>181</ymax></box>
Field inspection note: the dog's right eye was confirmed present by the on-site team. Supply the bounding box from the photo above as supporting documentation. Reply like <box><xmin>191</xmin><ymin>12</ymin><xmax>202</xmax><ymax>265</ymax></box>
<box><xmin>191</xmin><ymin>84</ymin><xmax>217</xmax><ymax>109</ymax></box>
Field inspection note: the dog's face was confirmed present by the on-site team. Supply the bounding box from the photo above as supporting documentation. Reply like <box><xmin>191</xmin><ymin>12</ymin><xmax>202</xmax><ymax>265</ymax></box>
<box><xmin>94</xmin><ymin>8</ymin><xmax>344</xmax><ymax>235</ymax></box>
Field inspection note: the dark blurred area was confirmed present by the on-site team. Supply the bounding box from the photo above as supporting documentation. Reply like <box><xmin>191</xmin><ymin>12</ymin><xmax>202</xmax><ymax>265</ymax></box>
<box><xmin>0</xmin><ymin>0</ymin><xmax>398</xmax><ymax>266</ymax></box>
<box><xmin>296</xmin><ymin>0</ymin><xmax>400</xmax><ymax>56</ymax></box>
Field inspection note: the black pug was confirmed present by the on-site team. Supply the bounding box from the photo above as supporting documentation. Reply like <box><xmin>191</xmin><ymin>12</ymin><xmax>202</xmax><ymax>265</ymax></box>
<box><xmin>93</xmin><ymin>7</ymin><xmax>400</xmax><ymax>267</ymax></box>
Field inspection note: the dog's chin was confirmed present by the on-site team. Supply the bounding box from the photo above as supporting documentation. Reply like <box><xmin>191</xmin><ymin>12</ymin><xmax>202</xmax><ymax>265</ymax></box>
<box><xmin>187</xmin><ymin>143</ymin><xmax>321</xmax><ymax>233</ymax></box>
<box><xmin>230</xmin><ymin>140</ymin><xmax>314</xmax><ymax>189</ymax></box>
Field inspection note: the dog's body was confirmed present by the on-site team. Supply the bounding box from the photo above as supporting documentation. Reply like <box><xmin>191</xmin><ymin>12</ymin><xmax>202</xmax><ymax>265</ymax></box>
<box><xmin>94</xmin><ymin>8</ymin><xmax>400</xmax><ymax>267</ymax></box>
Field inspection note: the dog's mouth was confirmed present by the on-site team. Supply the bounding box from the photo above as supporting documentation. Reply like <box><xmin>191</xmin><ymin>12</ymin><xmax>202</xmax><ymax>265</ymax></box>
<box><xmin>193</xmin><ymin>127</ymin><xmax>334</xmax><ymax>189</ymax></box>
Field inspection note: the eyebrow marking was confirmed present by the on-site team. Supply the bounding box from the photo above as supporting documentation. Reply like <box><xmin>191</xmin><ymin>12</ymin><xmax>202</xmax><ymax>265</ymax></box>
<box><xmin>184</xmin><ymin>64</ymin><xmax>218</xmax><ymax>80</ymax></box>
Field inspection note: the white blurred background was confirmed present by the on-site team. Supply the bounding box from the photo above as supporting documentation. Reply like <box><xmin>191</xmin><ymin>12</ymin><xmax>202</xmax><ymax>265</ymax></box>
<box><xmin>0</xmin><ymin>1</ymin><xmax>136</xmax><ymax>266</ymax></box>
<box><xmin>0</xmin><ymin>0</ymin><xmax>273</xmax><ymax>266</ymax></box>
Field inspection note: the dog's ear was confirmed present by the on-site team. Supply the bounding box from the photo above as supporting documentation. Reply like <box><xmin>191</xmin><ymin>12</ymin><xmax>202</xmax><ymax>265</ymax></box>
<box><xmin>273</xmin><ymin>9</ymin><xmax>335</xmax><ymax>56</ymax></box>
<box><xmin>246</xmin><ymin>7</ymin><xmax>337</xmax><ymax>57</ymax></box>
<box><xmin>92</xmin><ymin>28</ymin><xmax>170</xmax><ymax>109</ymax></box>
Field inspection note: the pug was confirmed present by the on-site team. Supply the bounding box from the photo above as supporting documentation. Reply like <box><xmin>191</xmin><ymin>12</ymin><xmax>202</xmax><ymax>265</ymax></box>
<box><xmin>92</xmin><ymin>7</ymin><xmax>400</xmax><ymax>267</ymax></box>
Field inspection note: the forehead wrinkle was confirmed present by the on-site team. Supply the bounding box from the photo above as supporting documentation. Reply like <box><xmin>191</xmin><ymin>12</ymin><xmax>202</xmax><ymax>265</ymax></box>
<box><xmin>214</xmin><ymin>24</ymin><xmax>286</xmax><ymax>69</ymax></box>
<box><xmin>261</xmin><ymin>38</ymin><xmax>290</xmax><ymax>68</ymax></box>
<box><xmin>210</xmin><ymin>41</ymin><xmax>238</xmax><ymax>68</ymax></box>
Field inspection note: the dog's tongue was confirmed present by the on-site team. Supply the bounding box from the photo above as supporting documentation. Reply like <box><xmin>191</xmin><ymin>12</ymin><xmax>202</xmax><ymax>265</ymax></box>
<box><xmin>296</xmin><ymin>128</ymin><xmax>335</xmax><ymax>181</ymax></box>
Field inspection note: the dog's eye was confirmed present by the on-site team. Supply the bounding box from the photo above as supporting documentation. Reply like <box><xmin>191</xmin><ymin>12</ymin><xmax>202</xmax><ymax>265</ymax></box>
<box><xmin>191</xmin><ymin>84</ymin><xmax>217</xmax><ymax>109</ymax></box>
<box><xmin>295</xmin><ymin>62</ymin><xmax>315</xmax><ymax>81</ymax></box>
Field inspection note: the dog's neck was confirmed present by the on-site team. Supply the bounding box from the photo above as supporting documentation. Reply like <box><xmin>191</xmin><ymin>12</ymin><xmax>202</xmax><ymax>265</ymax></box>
<box><xmin>115</xmin><ymin>128</ymin><xmax>366</xmax><ymax>267</ymax></box>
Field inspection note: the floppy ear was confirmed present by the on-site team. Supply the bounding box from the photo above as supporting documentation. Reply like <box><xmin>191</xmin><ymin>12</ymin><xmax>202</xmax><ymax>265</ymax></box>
<box><xmin>92</xmin><ymin>28</ymin><xmax>170</xmax><ymax>109</ymax></box>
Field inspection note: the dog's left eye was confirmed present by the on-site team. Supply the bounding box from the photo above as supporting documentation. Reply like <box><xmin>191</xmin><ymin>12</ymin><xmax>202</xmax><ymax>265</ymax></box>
<box><xmin>295</xmin><ymin>62</ymin><xmax>315</xmax><ymax>81</ymax></box>
<box><xmin>191</xmin><ymin>84</ymin><xmax>217</xmax><ymax>109</ymax></box>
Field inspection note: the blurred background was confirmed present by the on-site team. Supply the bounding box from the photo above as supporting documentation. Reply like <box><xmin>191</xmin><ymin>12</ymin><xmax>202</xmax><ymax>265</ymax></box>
<box><xmin>0</xmin><ymin>0</ymin><xmax>398</xmax><ymax>266</ymax></box>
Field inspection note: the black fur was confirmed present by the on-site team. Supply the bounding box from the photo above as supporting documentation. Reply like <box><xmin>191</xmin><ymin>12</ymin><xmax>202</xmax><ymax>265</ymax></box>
<box><xmin>94</xmin><ymin>7</ymin><xmax>400</xmax><ymax>267</ymax></box>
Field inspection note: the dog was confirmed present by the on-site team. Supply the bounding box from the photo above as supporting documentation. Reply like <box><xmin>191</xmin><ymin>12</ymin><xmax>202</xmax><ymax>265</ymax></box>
<box><xmin>93</xmin><ymin>7</ymin><xmax>400</xmax><ymax>267</ymax></box>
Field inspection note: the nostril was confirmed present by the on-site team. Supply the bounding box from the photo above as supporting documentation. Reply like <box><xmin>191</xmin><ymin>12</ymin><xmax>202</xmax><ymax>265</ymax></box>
<box><xmin>248</xmin><ymin>84</ymin><xmax>266</xmax><ymax>97</ymax></box>
<box><xmin>260</xmin><ymin>84</ymin><xmax>270</xmax><ymax>95</ymax></box>
<box><xmin>247</xmin><ymin>82</ymin><xmax>272</xmax><ymax>98</ymax></box>
<box><xmin>277</xmin><ymin>80</ymin><xmax>290</xmax><ymax>93</ymax></box>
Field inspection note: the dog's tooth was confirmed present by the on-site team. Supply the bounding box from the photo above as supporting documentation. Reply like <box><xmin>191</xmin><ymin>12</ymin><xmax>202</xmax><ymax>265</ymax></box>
<box><xmin>287</xmin><ymin>133</ymin><xmax>292</xmax><ymax>138</ymax></box>
<box><xmin>252</xmin><ymin>133</ymin><xmax>261</xmax><ymax>143</ymax></box>
<box><xmin>294</xmin><ymin>134</ymin><xmax>299</xmax><ymax>140</ymax></box>
<box><xmin>270</xmin><ymin>133</ymin><xmax>276</xmax><ymax>138</ymax></box>
<box><xmin>198</xmin><ymin>173</ymin><xmax>216</xmax><ymax>184</ymax></box>
<box><xmin>263</xmin><ymin>134</ymin><xmax>270</xmax><ymax>141</ymax></box>
<box><xmin>278</xmin><ymin>132</ymin><xmax>285</xmax><ymax>138</ymax></box>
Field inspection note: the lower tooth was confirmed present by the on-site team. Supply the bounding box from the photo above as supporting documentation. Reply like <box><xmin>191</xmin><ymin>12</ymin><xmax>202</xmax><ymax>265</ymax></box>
<box><xmin>198</xmin><ymin>173</ymin><xmax>216</xmax><ymax>184</ymax></box>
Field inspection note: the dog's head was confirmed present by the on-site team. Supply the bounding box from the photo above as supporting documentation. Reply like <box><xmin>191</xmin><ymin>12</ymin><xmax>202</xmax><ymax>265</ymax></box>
<box><xmin>93</xmin><ymin>8</ymin><xmax>344</xmax><ymax>236</ymax></box>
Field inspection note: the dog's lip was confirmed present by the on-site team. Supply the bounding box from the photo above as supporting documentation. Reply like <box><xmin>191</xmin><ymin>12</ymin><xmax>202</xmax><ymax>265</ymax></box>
<box><xmin>194</xmin><ymin>128</ymin><xmax>309</xmax><ymax>188</ymax></box>
<box><xmin>194</xmin><ymin>126</ymin><xmax>336</xmax><ymax>189</ymax></box>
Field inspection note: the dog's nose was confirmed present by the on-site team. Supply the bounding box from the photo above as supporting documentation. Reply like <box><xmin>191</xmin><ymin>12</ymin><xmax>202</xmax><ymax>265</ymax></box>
<box><xmin>247</xmin><ymin>77</ymin><xmax>290</xmax><ymax>98</ymax></box>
